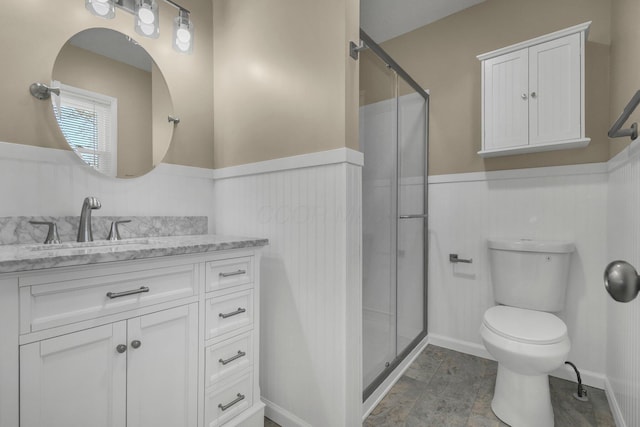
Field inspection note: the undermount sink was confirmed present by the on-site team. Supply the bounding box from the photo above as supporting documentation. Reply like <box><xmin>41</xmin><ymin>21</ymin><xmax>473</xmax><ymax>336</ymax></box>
<box><xmin>26</xmin><ymin>238</ymin><xmax>150</xmax><ymax>252</ymax></box>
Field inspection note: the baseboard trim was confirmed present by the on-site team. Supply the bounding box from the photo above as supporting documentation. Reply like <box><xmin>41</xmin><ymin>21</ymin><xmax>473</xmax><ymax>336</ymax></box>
<box><xmin>428</xmin><ymin>333</ymin><xmax>606</xmax><ymax>389</ymax></box>
<box><xmin>362</xmin><ymin>335</ymin><xmax>429</xmax><ymax>420</ymax></box>
<box><xmin>428</xmin><ymin>334</ymin><xmax>493</xmax><ymax>360</ymax></box>
<box><xmin>262</xmin><ymin>397</ymin><xmax>312</xmax><ymax>427</ymax></box>
<box><xmin>604</xmin><ymin>376</ymin><xmax>627</xmax><ymax>427</ymax></box>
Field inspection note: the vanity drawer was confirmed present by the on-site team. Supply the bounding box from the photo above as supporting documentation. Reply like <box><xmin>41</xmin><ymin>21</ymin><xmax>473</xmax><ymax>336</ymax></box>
<box><xmin>205</xmin><ymin>289</ymin><xmax>253</xmax><ymax>340</ymax></box>
<box><xmin>205</xmin><ymin>331</ymin><xmax>253</xmax><ymax>387</ymax></box>
<box><xmin>204</xmin><ymin>371</ymin><xmax>253</xmax><ymax>427</ymax></box>
<box><xmin>205</xmin><ymin>256</ymin><xmax>253</xmax><ymax>292</ymax></box>
<box><xmin>20</xmin><ymin>263</ymin><xmax>198</xmax><ymax>333</ymax></box>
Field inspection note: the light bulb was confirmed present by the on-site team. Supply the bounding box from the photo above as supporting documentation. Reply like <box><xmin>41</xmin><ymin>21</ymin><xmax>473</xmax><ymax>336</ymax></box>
<box><xmin>176</xmin><ymin>28</ymin><xmax>191</xmax><ymax>43</ymax></box>
<box><xmin>139</xmin><ymin>23</ymin><xmax>155</xmax><ymax>36</ymax></box>
<box><xmin>86</xmin><ymin>0</ymin><xmax>115</xmax><ymax>19</ymax></box>
<box><xmin>138</xmin><ymin>7</ymin><xmax>155</xmax><ymax>25</ymax></box>
<box><xmin>175</xmin><ymin>38</ymin><xmax>190</xmax><ymax>52</ymax></box>
<box><xmin>92</xmin><ymin>2</ymin><xmax>110</xmax><ymax>15</ymax></box>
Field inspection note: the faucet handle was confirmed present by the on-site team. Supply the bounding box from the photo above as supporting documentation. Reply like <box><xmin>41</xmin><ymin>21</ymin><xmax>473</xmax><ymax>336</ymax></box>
<box><xmin>108</xmin><ymin>220</ymin><xmax>131</xmax><ymax>241</ymax></box>
<box><xmin>29</xmin><ymin>221</ymin><xmax>61</xmax><ymax>244</ymax></box>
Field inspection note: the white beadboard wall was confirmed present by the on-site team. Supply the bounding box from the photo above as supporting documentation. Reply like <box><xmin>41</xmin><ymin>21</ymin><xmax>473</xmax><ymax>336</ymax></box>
<box><xmin>428</xmin><ymin>163</ymin><xmax>609</xmax><ymax>387</ymax></box>
<box><xmin>0</xmin><ymin>141</ymin><xmax>215</xmax><ymax>231</ymax></box>
<box><xmin>212</xmin><ymin>151</ymin><xmax>363</xmax><ymax>427</ymax></box>
<box><xmin>606</xmin><ymin>141</ymin><xmax>640</xmax><ymax>427</ymax></box>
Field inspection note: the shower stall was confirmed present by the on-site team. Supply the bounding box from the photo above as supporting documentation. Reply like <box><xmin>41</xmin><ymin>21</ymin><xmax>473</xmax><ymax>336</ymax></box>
<box><xmin>359</xmin><ymin>30</ymin><xmax>429</xmax><ymax>401</ymax></box>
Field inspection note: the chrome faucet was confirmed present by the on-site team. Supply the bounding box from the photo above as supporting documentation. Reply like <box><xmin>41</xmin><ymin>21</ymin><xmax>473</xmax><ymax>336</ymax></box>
<box><xmin>77</xmin><ymin>196</ymin><xmax>102</xmax><ymax>242</ymax></box>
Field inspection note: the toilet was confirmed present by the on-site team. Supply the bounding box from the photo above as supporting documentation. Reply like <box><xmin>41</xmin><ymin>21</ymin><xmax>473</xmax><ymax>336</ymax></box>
<box><xmin>480</xmin><ymin>239</ymin><xmax>574</xmax><ymax>427</ymax></box>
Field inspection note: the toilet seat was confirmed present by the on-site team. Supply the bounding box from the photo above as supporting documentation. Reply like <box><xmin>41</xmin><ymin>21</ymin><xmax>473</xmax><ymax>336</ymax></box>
<box><xmin>483</xmin><ymin>306</ymin><xmax>567</xmax><ymax>345</ymax></box>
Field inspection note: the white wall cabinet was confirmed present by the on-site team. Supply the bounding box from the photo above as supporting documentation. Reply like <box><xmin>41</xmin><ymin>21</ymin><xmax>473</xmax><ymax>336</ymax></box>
<box><xmin>478</xmin><ymin>22</ymin><xmax>591</xmax><ymax>157</ymax></box>
<box><xmin>0</xmin><ymin>247</ymin><xmax>264</xmax><ymax>427</ymax></box>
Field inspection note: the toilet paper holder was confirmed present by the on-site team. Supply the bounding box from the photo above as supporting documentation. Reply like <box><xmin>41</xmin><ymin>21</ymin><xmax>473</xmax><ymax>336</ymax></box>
<box><xmin>449</xmin><ymin>254</ymin><xmax>473</xmax><ymax>264</ymax></box>
<box><xmin>603</xmin><ymin>260</ymin><xmax>640</xmax><ymax>302</ymax></box>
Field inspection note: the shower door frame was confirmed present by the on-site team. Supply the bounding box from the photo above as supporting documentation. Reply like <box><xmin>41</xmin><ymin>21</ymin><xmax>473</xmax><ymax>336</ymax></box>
<box><xmin>361</xmin><ymin>29</ymin><xmax>430</xmax><ymax>402</ymax></box>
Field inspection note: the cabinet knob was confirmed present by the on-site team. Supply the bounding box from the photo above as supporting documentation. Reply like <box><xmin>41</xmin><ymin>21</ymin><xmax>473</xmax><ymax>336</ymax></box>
<box><xmin>116</xmin><ymin>344</ymin><xmax>127</xmax><ymax>354</ymax></box>
<box><xmin>131</xmin><ymin>340</ymin><xmax>142</xmax><ymax>349</ymax></box>
<box><xmin>521</xmin><ymin>93</ymin><xmax>528</xmax><ymax>100</ymax></box>
<box><xmin>531</xmin><ymin>91</ymin><xmax>537</xmax><ymax>98</ymax></box>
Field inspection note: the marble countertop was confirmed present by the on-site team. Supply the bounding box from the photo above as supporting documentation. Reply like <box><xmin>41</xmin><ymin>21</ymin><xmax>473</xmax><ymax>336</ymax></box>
<box><xmin>0</xmin><ymin>235</ymin><xmax>268</xmax><ymax>273</ymax></box>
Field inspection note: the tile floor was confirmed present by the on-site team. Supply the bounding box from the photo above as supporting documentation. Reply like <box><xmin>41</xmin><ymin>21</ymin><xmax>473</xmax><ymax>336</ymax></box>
<box><xmin>263</xmin><ymin>345</ymin><xmax>615</xmax><ymax>426</ymax></box>
<box><xmin>364</xmin><ymin>345</ymin><xmax>616</xmax><ymax>427</ymax></box>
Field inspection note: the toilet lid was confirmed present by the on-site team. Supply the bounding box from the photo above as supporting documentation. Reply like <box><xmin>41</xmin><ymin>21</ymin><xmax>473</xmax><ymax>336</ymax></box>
<box><xmin>483</xmin><ymin>306</ymin><xmax>567</xmax><ymax>344</ymax></box>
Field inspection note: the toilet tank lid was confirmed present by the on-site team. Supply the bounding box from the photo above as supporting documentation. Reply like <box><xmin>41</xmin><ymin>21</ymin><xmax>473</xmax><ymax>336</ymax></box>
<box><xmin>488</xmin><ymin>239</ymin><xmax>575</xmax><ymax>253</ymax></box>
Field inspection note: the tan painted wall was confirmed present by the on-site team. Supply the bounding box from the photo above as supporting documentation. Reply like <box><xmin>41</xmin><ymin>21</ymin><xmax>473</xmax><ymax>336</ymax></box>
<box><xmin>152</xmin><ymin>62</ymin><xmax>174</xmax><ymax>168</ymax></box>
<box><xmin>609</xmin><ymin>0</ymin><xmax>640</xmax><ymax>157</ymax></box>
<box><xmin>1</xmin><ymin>0</ymin><xmax>213</xmax><ymax>170</ymax></box>
<box><xmin>364</xmin><ymin>0</ymin><xmax>612</xmax><ymax>175</ymax></box>
<box><xmin>212</xmin><ymin>0</ymin><xmax>359</xmax><ymax>168</ymax></box>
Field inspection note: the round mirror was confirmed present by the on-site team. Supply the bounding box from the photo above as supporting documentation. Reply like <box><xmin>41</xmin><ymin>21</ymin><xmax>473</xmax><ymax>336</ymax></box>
<box><xmin>51</xmin><ymin>28</ymin><xmax>175</xmax><ymax>178</ymax></box>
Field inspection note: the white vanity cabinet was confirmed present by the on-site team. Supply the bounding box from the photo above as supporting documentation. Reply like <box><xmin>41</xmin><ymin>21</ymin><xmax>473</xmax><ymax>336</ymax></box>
<box><xmin>203</xmin><ymin>258</ymin><xmax>258</xmax><ymax>427</ymax></box>
<box><xmin>478</xmin><ymin>22</ymin><xmax>591</xmax><ymax>157</ymax></box>
<box><xmin>20</xmin><ymin>304</ymin><xmax>198</xmax><ymax>427</ymax></box>
<box><xmin>0</xmin><ymin>240</ymin><xmax>265</xmax><ymax>427</ymax></box>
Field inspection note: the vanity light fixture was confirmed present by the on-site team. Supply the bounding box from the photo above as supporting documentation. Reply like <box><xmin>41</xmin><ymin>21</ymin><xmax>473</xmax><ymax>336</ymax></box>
<box><xmin>84</xmin><ymin>0</ymin><xmax>194</xmax><ymax>54</ymax></box>
<box><xmin>134</xmin><ymin>0</ymin><xmax>159</xmax><ymax>38</ymax></box>
<box><xmin>173</xmin><ymin>8</ymin><xmax>194</xmax><ymax>54</ymax></box>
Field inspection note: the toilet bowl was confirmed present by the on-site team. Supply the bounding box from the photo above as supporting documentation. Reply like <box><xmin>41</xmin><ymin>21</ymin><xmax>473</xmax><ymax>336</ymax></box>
<box><xmin>482</xmin><ymin>239</ymin><xmax>574</xmax><ymax>427</ymax></box>
<box><xmin>481</xmin><ymin>306</ymin><xmax>570</xmax><ymax>427</ymax></box>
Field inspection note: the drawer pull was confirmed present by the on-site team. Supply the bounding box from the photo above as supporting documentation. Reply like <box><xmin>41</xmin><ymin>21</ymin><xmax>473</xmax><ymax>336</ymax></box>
<box><xmin>218</xmin><ymin>393</ymin><xmax>245</xmax><ymax>411</ymax></box>
<box><xmin>219</xmin><ymin>350</ymin><xmax>246</xmax><ymax>365</ymax></box>
<box><xmin>218</xmin><ymin>307</ymin><xmax>246</xmax><ymax>319</ymax></box>
<box><xmin>106</xmin><ymin>286</ymin><xmax>150</xmax><ymax>299</ymax></box>
<box><xmin>219</xmin><ymin>269</ymin><xmax>246</xmax><ymax>278</ymax></box>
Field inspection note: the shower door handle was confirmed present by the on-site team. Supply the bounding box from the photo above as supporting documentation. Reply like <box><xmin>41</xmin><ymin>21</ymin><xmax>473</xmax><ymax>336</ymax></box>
<box><xmin>399</xmin><ymin>214</ymin><xmax>428</xmax><ymax>219</ymax></box>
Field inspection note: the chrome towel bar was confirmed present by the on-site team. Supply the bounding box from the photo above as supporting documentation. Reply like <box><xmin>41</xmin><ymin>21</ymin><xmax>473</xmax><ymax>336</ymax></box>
<box><xmin>608</xmin><ymin>90</ymin><xmax>640</xmax><ymax>141</ymax></box>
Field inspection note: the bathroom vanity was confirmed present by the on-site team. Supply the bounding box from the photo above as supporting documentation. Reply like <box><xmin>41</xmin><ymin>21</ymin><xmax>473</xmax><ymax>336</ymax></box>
<box><xmin>0</xmin><ymin>235</ymin><xmax>267</xmax><ymax>427</ymax></box>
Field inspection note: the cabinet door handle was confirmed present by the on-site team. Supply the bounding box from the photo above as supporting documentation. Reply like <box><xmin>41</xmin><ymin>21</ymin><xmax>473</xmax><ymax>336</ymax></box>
<box><xmin>218</xmin><ymin>393</ymin><xmax>245</xmax><ymax>411</ymax></box>
<box><xmin>131</xmin><ymin>340</ymin><xmax>142</xmax><ymax>349</ymax></box>
<box><xmin>218</xmin><ymin>307</ymin><xmax>246</xmax><ymax>319</ymax></box>
<box><xmin>106</xmin><ymin>286</ymin><xmax>150</xmax><ymax>299</ymax></box>
<box><xmin>219</xmin><ymin>269</ymin><xmax>246</xmax><ymax>278</ymax></box>
<box><xmin>219</xmin><ymin>350</ymin><xmax>246</xmax><ymax>365</ymax></box>
<box><xmin>116</xmin><ymin>344</ymin><xmax>127</xmax><ymax>354</ymax></box>
<box><xmin>521</xmin><ymin>93</ymin><xmax>528</xmax><ymax>100</ymax></box>
<box><xmin>531</xmin><ymin>91</ymin><xmax>537</xmax><ymax>98</ymax></box>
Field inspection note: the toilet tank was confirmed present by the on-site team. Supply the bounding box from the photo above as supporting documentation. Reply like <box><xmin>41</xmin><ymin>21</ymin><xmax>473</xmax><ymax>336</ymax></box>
<box><xmin>488</xmin><ymin>239</ymin><xmax>575</xmax><ymax>312</ymax></box>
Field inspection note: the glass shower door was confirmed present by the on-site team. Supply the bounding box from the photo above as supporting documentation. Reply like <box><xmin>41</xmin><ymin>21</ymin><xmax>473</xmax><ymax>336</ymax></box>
<box><xmin>360</xmin><ymin>33</ymin><xmax>429</xmax><ymax>399</ymax></box>
<box><xmin>360</xmin><ymin>49</ymin><xmax>398</xmax><ymax>390</ymax></box>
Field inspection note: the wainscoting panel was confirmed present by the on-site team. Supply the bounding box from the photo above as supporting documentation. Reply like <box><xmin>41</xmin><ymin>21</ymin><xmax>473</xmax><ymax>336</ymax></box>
<box><xmin>0</xmin><ymin>142</ymin><xmax>215</xmax><ymax>231</ymax></box>
<box><xmin>428</xmin><ymin>164</ymin><xmax>608</xmax><ymax>387</ymax></box>
<box><xmin>606</xmin><ymin>143</ymin><xmax>640</xmax><ymax>427</ymax></box>
<box><xmin>213</xmin><ymin>157</ymin><xmax>362</xmax><ymax>427</ymax></box>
